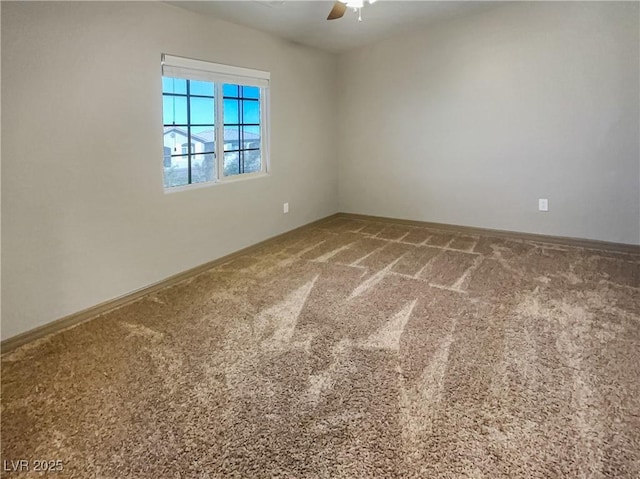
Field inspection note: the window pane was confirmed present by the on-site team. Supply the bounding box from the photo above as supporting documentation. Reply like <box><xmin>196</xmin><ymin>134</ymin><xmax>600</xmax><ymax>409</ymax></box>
<box><xmin>190</xmin><ymin>97</ymin><xmax>215</xmax><ymax>124</ymax></box>
<box><xmin>164</xmin><ymin>128</ymin><xmax>188</xmax><ymax>153</ymax></box>
<box><xmin>244</xmin><ymin>149</ymin><xmax>261</xmax><ymax>174</ymax></box>
<box><xmin>163</xmin><ymin>95</ymin><xmax>187</xmax><ymax>125</ymax></box>
<box><xmin>241</xmin><ymin>125</ymin><xmax>260</xmax><ymax>149</ymax></box>
<box><xmin>242</xmin><ymin>101</ymin><xmax>260</xmax><ymax>124</ymax></box>
<box><xmin>223</xmin><ymin>151</ymin><xmax>240</xmax><ymax>176</ymax></box>
<box><xmin>224</xmin><ymin>128</ymin><xmax>239</xmax><ymax>151</ymax></box>
<box><xmin>164</xmin><ymin>155</ymin><xmax>189</xmax><ymax>188</ymax></box>
<box><xmin>223</xmin><ymin>84</ymin><xmax>239</xmax><ymax>97</ymax></box>
<box><xmin>162</xmin><ymin>77</ymin><xmax>187</xmax><ymax>94</ymax></box>
<box><xmin>192</xmin><ymin>126</ymin><xmax>215</xmax><ymax>152</ymax></box>
<box><xmin>189</xmin><ymin>80</ymin><xmax>214</xmax><ymax>96</ymax></box>
<box><xmin>190</xmin><ymin>141</ymin><xmax>203</xmax><ymax>155</ymax></box>
<box><xmin>224</xmin><ymin>99</ymin><xmax>239</xmax><ymax>124</ymax></box>
<box><xmin>191</xmin><ymin>154</ymin><xmax>216</xmax><ymax>184</ymax></box>
<box><xmin>242</xmin><ymin>86</ymin><xmax>260</xmax><ymax>99</ymax></box>
<box><xmin>242</xmin><ymin>125</ymin><xmax>260</xmax><ymax>137</ymax></box>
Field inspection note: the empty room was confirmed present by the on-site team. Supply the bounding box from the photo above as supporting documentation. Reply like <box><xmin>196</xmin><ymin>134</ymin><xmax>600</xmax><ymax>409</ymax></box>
<box><xmin>1</xmin><ymin>0</ymin><xmax>639</xmax><ymax>477</ymax></box>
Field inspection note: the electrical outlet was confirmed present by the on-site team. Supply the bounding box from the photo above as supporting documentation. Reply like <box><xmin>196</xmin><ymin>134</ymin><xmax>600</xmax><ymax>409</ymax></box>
<box><xmin>283</xmin><ymin>202</ymin><xmax>289</xmax><ymax>214</ymax></box>
<box><xmin>538</xmin><ymin>198</ymin><xmax>549</xmax><ymax>212</ymax></box>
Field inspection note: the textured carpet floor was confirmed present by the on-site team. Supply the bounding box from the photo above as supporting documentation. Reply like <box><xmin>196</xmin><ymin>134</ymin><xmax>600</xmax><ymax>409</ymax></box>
<box><xmin>2</xmin><ymin>217</ymin><xmax>640</xmax><ymax>478</ymax></box>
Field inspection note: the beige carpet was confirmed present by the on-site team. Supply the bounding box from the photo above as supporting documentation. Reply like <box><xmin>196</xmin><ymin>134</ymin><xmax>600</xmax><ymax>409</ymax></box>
<box><xmin>2</xmin><ymin>217</ymin><xmax>639</xmax><ymax>478</ymax></box>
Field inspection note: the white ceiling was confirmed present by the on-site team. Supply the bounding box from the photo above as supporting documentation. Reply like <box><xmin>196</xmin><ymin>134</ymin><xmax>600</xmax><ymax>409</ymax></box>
<box><xmin>168</xmin><ymin>1</ymin><xmax>498</xmax><ymax>53</ymax></box>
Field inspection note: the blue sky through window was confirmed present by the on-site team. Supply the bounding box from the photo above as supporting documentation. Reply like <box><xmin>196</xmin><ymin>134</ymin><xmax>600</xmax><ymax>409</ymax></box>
<box><xmin>162</xmin><ymin>77</ymin><xmax>260</xmax><ymax>126</ymax></box>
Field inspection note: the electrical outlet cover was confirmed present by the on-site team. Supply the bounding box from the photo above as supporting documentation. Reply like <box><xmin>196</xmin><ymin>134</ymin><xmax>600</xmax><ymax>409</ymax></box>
<box><xmin>538</xmin><ymin>199</ymin><xmax>549</xmax><ymax>212</ymax></box>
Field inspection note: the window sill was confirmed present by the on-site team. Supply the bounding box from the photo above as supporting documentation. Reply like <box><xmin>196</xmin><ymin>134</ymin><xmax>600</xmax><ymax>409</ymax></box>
<box><xmin>163</xmin><ymin>172</ymin><xmax>269</xmax><ymax>194</ymax></box>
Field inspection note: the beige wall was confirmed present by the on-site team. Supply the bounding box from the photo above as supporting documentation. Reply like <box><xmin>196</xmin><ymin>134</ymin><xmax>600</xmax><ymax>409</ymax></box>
<box><xmin>1</xmin><ymin>1</ymin><xmax>338</xmax><ymax>340</ymax></box>
<box><xmin>338</xmin><ymin>2</ymin><xmax>640</xmax><ymax>245</ymax></box>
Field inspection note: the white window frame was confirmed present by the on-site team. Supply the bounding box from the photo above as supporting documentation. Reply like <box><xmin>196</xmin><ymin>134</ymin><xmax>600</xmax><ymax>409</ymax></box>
<box><xmin>161</xmin><ymin>54</ymin><xmax>270</xmax><ymax>192</ymax></box>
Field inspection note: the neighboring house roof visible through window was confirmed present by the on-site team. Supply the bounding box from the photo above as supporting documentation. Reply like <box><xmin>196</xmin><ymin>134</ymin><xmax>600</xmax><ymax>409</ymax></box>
<box><xmin>163</xmin><ymin>127</ymin><xmax>260</xmax><ymax>144</ymax></box>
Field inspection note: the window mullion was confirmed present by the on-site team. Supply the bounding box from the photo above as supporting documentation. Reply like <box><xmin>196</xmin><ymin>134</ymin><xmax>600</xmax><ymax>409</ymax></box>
<box><xmin>261</xmin><ymin>87</ymin><xmax>268</xmax><ymax>174</ymax></box>
<box><xmin>215</xmin><ymin>83</ymin><xmax>224</xmax><ymax>182</ymax></box>
<box><xmin>186</xmin><ymin>80</ymin><xmax>192</xmax><ymax>185</ymax></box>
<box><xmin>239</xmin><ymin>96</ymin><xmax>244</xmax><ymax>175</ymax></box>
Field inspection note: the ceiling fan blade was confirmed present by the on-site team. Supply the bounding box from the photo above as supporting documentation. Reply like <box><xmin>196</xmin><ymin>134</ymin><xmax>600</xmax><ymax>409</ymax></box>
<box><xmin>327</xmin><ymin>1</ymin><xmax>347</xmax><ymax>20</ymax></box>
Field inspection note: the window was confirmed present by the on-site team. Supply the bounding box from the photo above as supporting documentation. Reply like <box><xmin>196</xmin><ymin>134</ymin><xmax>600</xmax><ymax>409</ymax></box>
<box><xmin>161</xmin><ymin>54</ymin><xmax>270</xmax><ymax>190</ymax></box>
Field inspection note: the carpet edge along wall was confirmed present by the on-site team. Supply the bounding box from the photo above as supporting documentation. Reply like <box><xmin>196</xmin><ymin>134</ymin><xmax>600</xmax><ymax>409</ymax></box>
<box><xmin>1</xmin><ymin>213</ymin><xmax>638</xmax><ymax>353</ymax></box>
